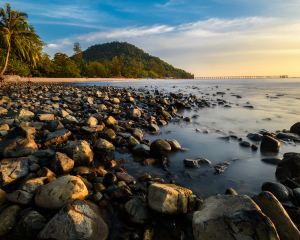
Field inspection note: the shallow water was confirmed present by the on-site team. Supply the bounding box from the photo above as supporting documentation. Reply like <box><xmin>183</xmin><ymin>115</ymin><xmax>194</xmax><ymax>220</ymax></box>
<box><xmin>77</xmin><ymin>78</ymin><xmax>300</xmax><ymax>197</ymax></box>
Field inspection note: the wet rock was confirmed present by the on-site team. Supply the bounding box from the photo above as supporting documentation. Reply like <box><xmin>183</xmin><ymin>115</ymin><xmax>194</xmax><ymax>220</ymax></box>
<box><xmin>276</xmin><ymin>152</ymin><xmax>300</xmax><ymax>183</ymax></box>
<box><xmin>94</xmin><ymin>138</ymin><xmax>115</xmax><ymax>162</ymax></box>
<box><xmin>262</xmin><ymin>157</ymin><xmax>282</xmax><ymax>165</ymax></box>
<box><xmin>111</xmin><ymin>97</ymin><xmax>120</xmax><ymax>104</ymax></box>
<box><xmin>132</xmin><ymin>144</ymin><xmax>150</xmax><ymax>156</ymax></box>
<box><xmin>116</xmin><ymin>172</ymin><xmax>135</xmax><ymax>184</ymax></box>
<box><xmin>149</xmin><ymin>123</ymin><xmax>160</xmax><ymax>133</ymax></box>
<box><xmin>0</xmin><ymin>106</ymin><xmax>8</xmax><ymax>115</ymax></box>
<box><xmin>64</xmin><ymin>140</ymin><xmax>94</xmax><ymax>166</ymax></box>
<box><xmin>290</xmin><ymin>122</ymin><xmax>300</xmax><ymax>135</ymax></box>
<box><xmin>150</xmin><ymin>139</ymin><xmax>172</xmax><ymax>157</ymax></box>
<box><xmin>253</xmin><ymin>191</ymin><xmax>300</xmax><ymax>240</ymax></box>
<box><xmin>148</xmin><ymin>183</ymin><xmax>193</xmax><ymax>214</ymax></box>
<box><xmin>293</xmin><ymin>188</ymin><xmax>300</xmax><ymax>203</ymax></box>
<box><xmin>225</xmin><ymin>188</ymin><xmax>238</xmax><ymax>195</ymax></box>
<box><xmin>0</xmin><ymin>127</ymin><xmax>38</xmax><ymax>157</ymax></box>
<box><xmin>260</xmin><ymin>135</ymin><xmax>280</xmax><ymax>153</ymax></box>
<box><xmin>7</xmin><ymin>177</ymin><xmax>46</xmax><ymax>205</ymax></box>
<box><xmin>167</xmin><ymin>139</ymin><xmax>181</xmax><ymax>150</ymax></box>
<box><xmin>0</xmin><ymin>123</ymin><xmax>9</xmax><ymax>131</ymax></box>
<box><xmin>276</xmin><ymin>132</ymin><xmax>300</xmax><ymax>142</ymax></box>
<box><xmin>103</xmin><ymin>128</ymin><xmax>116</xmax><ymax>140</ymax></box>
<box><xmin>131</xmin><ymin>108</ymin><xmax>142</xmax><ymax>118</ymax></box>
<box><xmin>103</xmin><ymin>172</ymin><xmax>117</xmax><ymax>187</ymax></box>
<box><xmin>192</xmin><ymin>194</ymin><xmax>279</xmax><ymax>240</ymax></box>
<box><xmin>51</xmin><ymin>152</ymin><xmax>74</xmax><ymax>174</ymax></box>
<box><xmin>0</xmin><ymin>205</ymin><xmax>21</xmax><ymax>236</ymax></box>
<box><xmin>214</xmin><ymin>161</ymin><xmax>230</xmax><ymax>174</ymax></box>
<box><xmin>125</xmin><ymin>197</ymin><xmax>149</xmax><ymax>224</ymax></box>
<box><xmin>38</xmin><ymin>200</ymin><xmax>109</xmax><ymax>240</ymax></box>
<box><xmin>132</xmin><ymin>128</ymin><xmax>144</xmax><ymax>141</ymax></box>
<box><xmin>0</xmin><ymin>157</ymin><xmax>30</xmax><ymax>186</ymax></box>
<box><xmin>14</xmin><ymin>210</ymin><xmax>47</xmax><ymax>240</ymax></box>
<box><xmin>35</xmin><ymin>175</ymin><xmax>88</xmax><ymax>209</ymax></box>
<box><xmin>239</xmin><ymin>141</ymin><xmax>251</xmax><ymax>147</ymax></box>
<box><xmin>261</xmin><ymin>182</ymin><xmax>290</xmax><ymax>202</ymax></box>
<box><xmin>44</xmin><ymin>128</ymin><xmax>71</xmax><ymax>146</ymax></box>
<box><xmin>184</xmin><ymin>159</ymin><xmax>199</xmax><ymax>168</ymax></box>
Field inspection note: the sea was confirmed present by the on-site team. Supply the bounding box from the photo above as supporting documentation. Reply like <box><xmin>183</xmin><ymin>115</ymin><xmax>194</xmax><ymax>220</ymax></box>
<box><xmin>76</xmin><ymin>78</ymin><xmax>300</xmax><ymax>197</ymax></box>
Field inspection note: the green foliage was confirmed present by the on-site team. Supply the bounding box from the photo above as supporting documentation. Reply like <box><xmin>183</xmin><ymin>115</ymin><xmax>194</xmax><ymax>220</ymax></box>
<box><xmin>0</xmin><ymin>3</ymin><xmax>43</xmax><ymax>76</ymax></box>
<box><xmin>85</xmin><ymin>61</ymin><xmax>107</xmax><ymax>77</ymax></box>
<box><xmin>51</xmin><ymin>53</ymin><xmax>81</xmax><ymax>78</ymax></box>
<box><xmin>81</xmin><ymin>41</ymin><xmax>194</xmax><ymax>79</ymax></box>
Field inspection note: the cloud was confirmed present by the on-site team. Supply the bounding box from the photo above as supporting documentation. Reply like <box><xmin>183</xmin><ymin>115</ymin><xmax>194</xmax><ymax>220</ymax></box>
<box><xmin>44</xmin><ymin>16</ymin><xmax>300</xmax><ymax>76</ymax></box>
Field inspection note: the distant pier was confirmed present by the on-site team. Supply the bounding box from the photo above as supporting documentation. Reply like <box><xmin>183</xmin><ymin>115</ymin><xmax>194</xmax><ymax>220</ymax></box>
<box><xmin>194</xmin><ymin>75</ymin><xmax>288</xmax><ymax>80</ymax></box>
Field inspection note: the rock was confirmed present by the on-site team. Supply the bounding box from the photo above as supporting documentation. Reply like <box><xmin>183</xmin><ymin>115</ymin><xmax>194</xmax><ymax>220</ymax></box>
<box><xmin>261</xmin><ymin>182</ymin><xmax>290</xmax><ymax>202</ymax></box>
<box><xmin>293</xmin><ymin>188</ymin><xmax>300</xmax><ymax>203</ymax></box>
<box><xmin>276</xmin><ymin>152</ymin><xmax>300</xmax><ymax>183</ymax></box>
<box><xmin>125</xmin><ymin>197</ymin><xmax>149</xmax><ymax>224</ymax></box>
<box><xmin>240</xmin><ymin>140</ymin><xmax>251</xmax><ymax>147</ymax></box>
<box><xmin>0</xmin><ymin>205</ymin><xmax>21</xmax><ymax>236</ymax></box>
<box><xmin>64</xmin><ymin>114</ymin><xmax>78</xmax><ymax>123</ymax></box>
<box><xmin>0</xmin><ymin>124</ymin><xmax>9</xmax><ymax>131</ymax></box>
<box><xmin>103</xmin><ymin>128</ymin><xmax>116</xmax><ymax>140</ymax></box>
<box><xmin>0</xmin><ymin>107</ymin><xmax>8</xmax><ymax>115</ymax></box>
<box><xmin>86</xmin><ymin>96</ymin><xmax>94</xmax><ymax>105</ymax></box>
<box><xmin>131</xmin><ymin>108</ymin><xmax>142</xmax><ymax>118</ymax></box>
<box><xmin>247</xmin><ymin>133</ymin><xmax>263</xmax><ymax>141</ymax></box>
<box><xmin>51</xmin><ymin>152</ymin><xmax>74</xmax><ymax>174</ymax></box>
<box><xmin>94</xmin><ymin>138</ymin><xmax>115</xmax><ymax>162</ymax></box>
<box><xmin>184</xmin><ymin>159</ymin><xmax>199</xmax><ymax>168</ymax></box>
<box><xmin>35</xmin><ymin>175</ymin><xmax>88</xmax><ymax>209</ymax></box>
<box><xmin>167</xmin><ymin>139</ymin><xmax>181</xmax><ymax>150</ymax></box>
<box><xmin>14</xmin><ymin>210</ymin><xmax>47</xmax><ymax>239</ymax></box>
<box><xmin>253</xmin><ymin>191</ymin><xmax>300</xmax><ymax>240</ymax></box>
<box><xmin>103</xmin><ymin>172</ymin><xmax>117</xmax><ymax>187</ymax></box>
<box><xmin>64</xmin><ymin>140</ymin><xmax>94</xmax><ymax>166</ymax></box>
<box><xmin>276</xmin><ymin>132</ymin><xmax>300</xmax><ymax>142</ymax></box>
<box><xmin>192</xmin><ymin>194</ymin><xmax>279</xmax><ymax>240</ymax></box>
<box><xmin>7</xmin><ymin>177</ymin><xmax>46</xmax><ymax>205</ymax></box>
<box><xmin>38</xmin><ymin>200</ymin><xmax>109</xmax><ymax>240</ymax></box>
<box><xmin>16</xmin><ymin>109</ymin><xmax>35</xmax><ymax>120</ymax></box>
<box><xmin>149</xmin><ymin>123</ymin><xmax>159</xmax><ymax>133</ymax></box>
<box><xmin>44</xmin><ymin>128</ymin><xmax>71</xmax><ymax>146</ymax></box>
<box><xmin>132</xmin><ymin>144</ymin><xmax>150</xmax><ymax>156</ymax></box>
<box><xmin>87</xmin><ymin>116</ymin><xmax>98</xmax><ymax>127</ymax></box>
<box><xmin>99</xmin><ymin>104</ymin><xmax>107</xmax><ymax>111</ymax></box>
<box><xmin>260</xmin><ymin>135</ymin><xmax>280</xmax><ymax>153</ymax></box>
<box><xmin>132</xmin><ymin>128</ymin><xmax>144</xmax><ymax>141</ymax></box>
<box><xmin>290</xmin><ymin>122</ymin><xmax>300</xmax><ymax>135</ymax></box>
<box><xmin>111</xmin><ymin>97</ymin><xmax>120</xmax><ymax>104</ymax></box>
<box><xmin>116</xmin><ymin>172</ymin><xmax>135</xmax><ymax>184</ymax></box>
<box><xmin>262</xmin><ymin>157</ymin><xmax>282</xmax><ymax>165</ymax></box>
<box><xmin>0</xmin><ymin>127</ymin><xmax>38</xmax><ymax>157</ymax></box>
<box><xmin>0</xmin><ymin>188</ymin><xmax>7</xmax><ymax>205</ymax></box>
<box><xmin>106</xmin><ymin>116</ymin><xmax>117</xmax><ymax>126</ymax></box>
<box><xmin>225</xmin><ymin>188</ymin><xmax>238</xmax><ymax>195</ymax></box>
<box><xmin>51</xmin><ymin>96</ymin><xmax>60</xmax><ymax>102</ymax></box>
<box><xmin>150</xmin><ymin>139</ymin><xmax>172</xmax><ymax>157</ymax></box>
<box><xmin>128</xmin><ymin>136</ymin><xmax>140</xmax><ymax>146</ymax></box>
<box><xmin>38</xmin><ymin>113</ymin><xmax>55</xmax><ymax>121</ymax></box>
<box><xmin>0</xmin><ymin>157</ymin><xmax>29</xmax><ymax>186</ymax></box>
<box><xmin>148</xmin><ymin>183</ymin><xmax>193</xmax><ymax>214</ymax></box>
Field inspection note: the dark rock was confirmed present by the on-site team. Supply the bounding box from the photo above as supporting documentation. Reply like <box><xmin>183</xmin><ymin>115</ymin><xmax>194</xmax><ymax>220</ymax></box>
<box><xmin>247</xmin><ymin>133</ymin><xmax>263</xmax><ymax>141</ymax></box>
<box><xmin>276</xmin><ymin>152</ymin><xmax>300</xmax><ymax>183</ymax></box>
<box><xmin>44</xmin><ymin>128</ymin><xmax>71</xmax><ymax>146</ymax></box>
<box><xmin>262</xmin><ymin>157</ymin><xmax>282</xmax><ymax>165</ymax></box>
<box><xmin>150</xmin><ymin>139</ymin><xmax>172</xmax><ymax>157</ymax></box>
<box><xmin>290</xmin><ymin>122</ymin><xmax>300</xmax><ymax>135</ymax></box>
<box><xmin>51</xmin><ymin>152</ymin><xmax>74</xmax><ymax>174</ymax></box>
<box><xmin>261</xmin><ymin>182</ymin><xmax>290</xmax><ymax>202</ymax></box>
<box><xmin>0</xmin><ymin>205</ymin><xmax>21</xmax><ymax>236</ymax></box>
<box><xmin>260</xmin><ymin>135</ymin><xmax>280</xmax><ymax>153</ymax></box>
<box><xmin>132</xmin><ymin>144</ymin><xmax>150</xmax><ymax>156</ymax></box>
<box><xmin>240</xmin><ymin>141</ymin><xmax>251</xmax><ymax>147</ymax></box>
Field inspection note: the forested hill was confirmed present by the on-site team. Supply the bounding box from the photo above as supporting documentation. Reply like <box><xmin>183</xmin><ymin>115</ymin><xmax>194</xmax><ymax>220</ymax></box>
<box><xmin>81</xmin><ymin>42</ymin><xmax>194</xmax><ymax>79</ymax></box>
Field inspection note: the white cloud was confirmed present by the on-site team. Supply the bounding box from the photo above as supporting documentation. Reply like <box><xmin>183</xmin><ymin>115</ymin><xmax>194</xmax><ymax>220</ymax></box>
<box><xmin>44</xmin><ymin>16</ymin><xmax>300</xmax><ymax>76</ymax></box>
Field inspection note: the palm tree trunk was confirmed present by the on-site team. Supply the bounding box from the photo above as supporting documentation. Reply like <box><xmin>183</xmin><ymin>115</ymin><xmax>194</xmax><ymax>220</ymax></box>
<box><xmin>0</xmin><ymin>44</ymin><xmax>11</xmax><ymax>80</ymax></box>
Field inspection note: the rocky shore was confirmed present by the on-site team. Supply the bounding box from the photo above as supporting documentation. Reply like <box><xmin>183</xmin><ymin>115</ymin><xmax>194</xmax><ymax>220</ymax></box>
<box><xmin>0</xmin><ymin>82</ymin><xmax>300</xmax><ymax>240</ymax></box>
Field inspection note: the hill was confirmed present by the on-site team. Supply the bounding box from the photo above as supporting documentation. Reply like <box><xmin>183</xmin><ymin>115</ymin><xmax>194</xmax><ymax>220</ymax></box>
<box><xmin>81</xmin><ymin>42</ymin><xmax>194</xmax><ymax>79</ymax></box>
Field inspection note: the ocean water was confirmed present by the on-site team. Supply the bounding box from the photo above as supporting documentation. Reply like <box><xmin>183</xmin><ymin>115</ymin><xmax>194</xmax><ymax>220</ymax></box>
<box><xmin>77</xmin><ymin>78</ymin><xmax>300</xmax><ymax>197</ymax></box>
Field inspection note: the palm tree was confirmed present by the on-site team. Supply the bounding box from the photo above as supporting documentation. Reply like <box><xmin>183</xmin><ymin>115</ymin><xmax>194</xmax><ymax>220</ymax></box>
<box><xmin>0</xmin><ymin>3</ymin><xmax>43</xmax><ymax>79</ymax></box>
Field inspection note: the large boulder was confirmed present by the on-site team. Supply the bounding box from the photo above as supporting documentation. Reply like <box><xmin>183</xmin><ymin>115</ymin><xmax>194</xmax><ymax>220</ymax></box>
<box><xmin>260</xmin><ymin>135</ymin><xmax>280</xmax><ymax>153</ymax></box>
<box><xmin>38</xmin><ymin>200</ymin><xmax>109</xmax><ymax>240</ymax></box>
<box><xmin>125</xmin><ymin>197</ymin><xmax>149</xmax><ymax>224</ymax></box>
<box><xmin>253</xmin><ymin>191</ymin><xmax>300</xmax><ymax>240</ymax></box>
<box><xmin>35</xmin><ymin>175</ymin><xmax>88</xmax><ymax>209</ymax></box>
<box><xmin>64</xmin><ymin>140</ymin><xmax>94</xmax><ymax>166</ymax></box>
<box><xmin>0</xmin><ymin>205</ymin><xmax>21</xmax><ymax>236</ymax></box>
<box><xmin>192</xmin><ymin>194</ymin><xmax>279</xmax><ymax>240</ymax></box>
<box><xmin>261</xmin><ymin>182</ymin><xmax>290</xmax><ymax>202</ymax></box>
<box><xmin>0</xmin><ymin>127</ymin><xmax>38</xmax><ymax>158</ymax></box>
<box><xmin>148</xmin><ymin>183</ymin><xmax>193</xmax><ymax>214</ymax></box>
<box><xmin>276</xmin><ymin>152</ymin><xmax>300</xmax><ymax>183</ymax></box>
<box><xmin>150</xmin><ymin>139</ymin><xmax>172</xmax><ymax>157</ymax></box>
<box><xmin>0</xmin><ymin>157</ymin><xmax>30</xmax><ymax>186</ymax></box>
<box><xmin>290</xmin><ymin>122</ymin><xmax>300</xmax><ymax>135</ymax></box>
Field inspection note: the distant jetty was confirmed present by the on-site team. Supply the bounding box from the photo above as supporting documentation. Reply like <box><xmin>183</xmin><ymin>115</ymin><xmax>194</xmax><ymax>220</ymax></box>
<box><xmin>195</xmin><ymin>75</ymin><xmax>288</xmax><ymax>79</ymax></box>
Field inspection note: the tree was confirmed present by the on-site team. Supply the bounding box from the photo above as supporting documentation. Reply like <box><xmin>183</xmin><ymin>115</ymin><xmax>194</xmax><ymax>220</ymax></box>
<box><xmin>0</xmin><ymin>3</ymin><xmax>43</xmax><ymax>79</ymax></box>
<box><xmin>85</xmin><ymin>61</ymin><xmax>107</xmax><ymax>77</ymax></box>
<box><xmin>52</xmin><ymin>53</ymin><xmax>80</xmax><ymax>78</ymax></box>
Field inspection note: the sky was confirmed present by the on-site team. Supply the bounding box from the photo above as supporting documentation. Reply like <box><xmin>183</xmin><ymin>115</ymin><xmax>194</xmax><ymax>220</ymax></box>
<box><xmin>3</xmin><ymin>0</ymin><xmax>300</xmax><ymax>76</ymax></box>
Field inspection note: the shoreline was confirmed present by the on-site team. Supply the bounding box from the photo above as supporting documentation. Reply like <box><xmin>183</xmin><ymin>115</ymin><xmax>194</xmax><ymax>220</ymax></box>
<box><xmin>0</xmin><ymin>82</ymin><xmax>299</xmax><ymax>239</ymax></box>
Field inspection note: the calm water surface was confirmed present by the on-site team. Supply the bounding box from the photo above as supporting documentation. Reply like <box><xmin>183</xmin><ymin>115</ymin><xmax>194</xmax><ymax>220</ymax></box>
<box><xmin>77</xmin><ymin>78</ymin><xmax>300</xmax><ymax>197</ymax></box>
